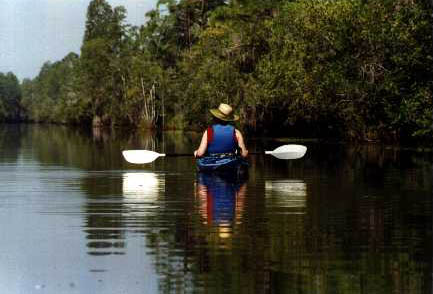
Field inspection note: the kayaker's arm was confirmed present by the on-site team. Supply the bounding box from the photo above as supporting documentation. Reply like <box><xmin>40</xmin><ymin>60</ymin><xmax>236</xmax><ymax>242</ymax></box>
<box><xmin>235</xmin><ymin>129</ymin><xmax>248</xmax><ymax>158</ymax></box>
<box><xmin>194</xmin><ymin>130</ymin><xmax>208</xmax><ymax>158</ymax></box>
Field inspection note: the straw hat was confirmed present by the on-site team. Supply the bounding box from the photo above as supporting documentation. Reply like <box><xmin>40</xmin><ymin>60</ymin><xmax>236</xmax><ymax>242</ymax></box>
<box><xmin>210</xmin><ymin>103</ymin><xmax>239</xmax><ymax>121</ymax></box>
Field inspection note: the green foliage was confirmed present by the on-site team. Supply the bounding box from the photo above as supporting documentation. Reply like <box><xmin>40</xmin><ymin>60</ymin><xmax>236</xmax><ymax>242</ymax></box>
<box><xmin>14</xmin><ymin>0</ymin><xmax>433</xmax><ymax>142</ymax></box>
<box><xmin>79</xmin><ymin>0</ymin><xmax>129</xmax><ymax>126</ymax></box>
<box><xmin>20</xmin><ymin>53</ymin><xmax>86</xmax><ymax>123</ymax></box>
<box><xmin>83</xmin><ymin>0</ymin><xmax>117</xmax><ymax>42</ymax></box>
<box><xmin>254</xmin><ymin>0</ymin><xmax>433</xmax><ymax>140</ymax></box>
<box><xmin>0</xmin><ymin>72</ymin><xmax>21</xmax><ymax>122</ymax></box>
<box><xmin>171</xmin><ymin>0</ymin><xmax>279</xmax><ymax>129</ymax></box>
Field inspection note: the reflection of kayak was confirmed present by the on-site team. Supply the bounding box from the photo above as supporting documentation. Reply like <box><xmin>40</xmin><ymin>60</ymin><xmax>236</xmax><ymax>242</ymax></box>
<box><xmin>196</xmin><ymin>155</ymin><xmax>249</xmax><ymax>181</ymax></box>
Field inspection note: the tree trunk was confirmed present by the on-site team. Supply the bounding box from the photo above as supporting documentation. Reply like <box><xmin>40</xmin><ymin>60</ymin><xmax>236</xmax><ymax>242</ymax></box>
<box><xmin>92</xmin><ymin>115</ymin><xmax>102</xmax><ymax>128</ymax></box>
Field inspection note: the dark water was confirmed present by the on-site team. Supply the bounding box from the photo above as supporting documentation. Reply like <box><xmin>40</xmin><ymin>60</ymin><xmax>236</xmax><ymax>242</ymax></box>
<box><xmin>0</xmin><ymin>124</ymin><xmax>431</xmax><ymax>294</ymax></box>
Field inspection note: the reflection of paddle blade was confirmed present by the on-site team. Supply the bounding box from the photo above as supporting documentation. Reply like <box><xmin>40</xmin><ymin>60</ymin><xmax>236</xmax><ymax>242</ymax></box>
<box><xmin>122</xmin><ymin>150</ymin><xmax>165</xmax><ymax>164</ymax></box>
<box><xmin>265</xmin><ymin>144</ymin><xmax>307</xmax><ymax>160</ymax></box>
<box><xmin>122</xmin><ymin>172</ymin><xmax>164</xmax><ymax>204</ymax></box>
<box><xmin>265</xmin><ymin>180</ymin><xmax>307</xmax><ymax>209</ymax></box>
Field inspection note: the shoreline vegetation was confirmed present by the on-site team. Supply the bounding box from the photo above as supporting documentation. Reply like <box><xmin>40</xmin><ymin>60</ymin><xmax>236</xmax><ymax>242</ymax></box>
<box><xmin>0</xmin><ymin>0</ymin><xmax>432</xmax><ymax>144</ymax></box>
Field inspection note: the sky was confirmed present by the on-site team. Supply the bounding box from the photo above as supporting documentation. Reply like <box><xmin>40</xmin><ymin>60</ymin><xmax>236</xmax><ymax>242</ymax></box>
<box><xmin>0</xmin><ymin>0</ymin><xmax>158</xmax><ymax>80</ymax></box>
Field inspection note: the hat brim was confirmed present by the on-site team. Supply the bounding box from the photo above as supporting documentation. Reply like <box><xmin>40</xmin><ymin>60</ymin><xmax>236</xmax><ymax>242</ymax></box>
<box><xmin>210</xmin><ymin>109</ymin><xmax>239</xmax><ymax>121</ymax></box>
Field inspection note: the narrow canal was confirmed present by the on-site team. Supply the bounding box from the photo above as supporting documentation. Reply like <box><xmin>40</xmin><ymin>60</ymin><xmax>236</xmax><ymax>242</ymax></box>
<box><xmin>0</xmin><ymin>124</ymin><xmax>431</xmax><ymax>293</ymax></box>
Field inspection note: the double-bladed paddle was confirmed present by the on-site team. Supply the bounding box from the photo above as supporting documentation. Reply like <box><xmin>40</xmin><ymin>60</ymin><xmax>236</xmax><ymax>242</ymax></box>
<box><xmin>122</xmin><ymin>144</ymin><xmax>307</xmax><ymax>164</ymax></box>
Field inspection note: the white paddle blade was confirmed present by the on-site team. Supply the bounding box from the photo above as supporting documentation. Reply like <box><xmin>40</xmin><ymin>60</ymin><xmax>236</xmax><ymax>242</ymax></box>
<box><xmin>122</xmin><ymin>150</ymin><xmax>165</xmax><ymax>164</ymax></box>
<box><xmin>265</xmin><ymin>144</ymin><xmax>307</xmax><ymax>160</ymax></box>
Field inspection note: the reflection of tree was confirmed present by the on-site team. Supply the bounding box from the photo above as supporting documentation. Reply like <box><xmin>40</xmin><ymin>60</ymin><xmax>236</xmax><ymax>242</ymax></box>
<box><xmin>0</xmin><ymin>124</ymin><xmax>23</xmax><ymax>163</ymax></box>
<box><xmin>16</xmin><ymin>125</ymin><xmax>218</xmax><ymax>171</ymax></box>
<box><xmin>139</xmin><ymin>143</ymin><xmax>432</xmax><ymax>293</ymax></box>
<box><xmin>82</xmin><ymin>172</ymin><xmax>126</xmax><ymax>256</ymax></box>
<box><xmin>10</xmin><ymin>125</ymin><xmax>431</xmax><ymax>293</ymax></box>
<box><xmin>16</xmin><ymin>125</ymin><xmax>200</xmax><ymax>170</ymax></box>
<box><xmin>279</xmin><ymin>144</ymin><xmax>433</xmax><ymax>293</ymax></box>
<box><xmin>83</xmin><ymin>172</ymin><xmax>168</xmax><ymax>257</ymax></box>
<box><xmin>300</xmin><ymin>189</ymin><xmax>430</xmax><ymax>293</ymax></box>
<box><xmin>19</xmin><ymin>125</ymin><xmax>126</xmax><ymax>169</ymax></box>
<box><xmin>140</xmin><ymin>174</ymin><xmax>197</xmax><ymax>293</ymax></box>
<box><xmin>265</xmin><ymin>179</ymin><xmax>308</xmax><ymax>293</ymax></box>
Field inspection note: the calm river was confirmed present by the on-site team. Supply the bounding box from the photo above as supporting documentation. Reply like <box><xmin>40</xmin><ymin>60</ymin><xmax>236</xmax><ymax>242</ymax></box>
<box><xmin>0</xmin><ymin>124</ymin><xmax>431</xmax><ymax>294</ymax></box>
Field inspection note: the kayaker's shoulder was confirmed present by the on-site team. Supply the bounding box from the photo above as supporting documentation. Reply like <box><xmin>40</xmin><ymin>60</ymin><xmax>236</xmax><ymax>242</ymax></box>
<box><xmin>234</xmin><ymin>129</ymin><xmax>244</xmax><ymax>138</ymax></box>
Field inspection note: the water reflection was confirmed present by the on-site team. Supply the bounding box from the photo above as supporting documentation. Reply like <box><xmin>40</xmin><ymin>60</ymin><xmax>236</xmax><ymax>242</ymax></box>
<box><xmin>84</xmin><ymin>172</ymin><xmax>166</xmax><ymax>256</ymax></box>
<box><xmin>84</xmin><ymin>172</ymin><xmax>127</xmax><ymax>257</ymax></box>
<box><xmin>265</xmin><ymin>180</ymin><xmax>307</xmax><ymax>211</ymax></box>
<box><xmin>196</xmin><ymin>173</ymin><xmax>247</xmax><ymax>242</ymax></box>
<box><xmin>0</xmin><ymin>124</ymin><xmax>22</xmax><ymax>162</ymax></box>
<box><xmin>122</xmin><ymin>172</ymin><xmax>164</xmax><ymax>205</ymax></box>
<box><xmin>0</xmin><ymin>124</ymin><xmax>431</xmax><ymax>294</ymax></box>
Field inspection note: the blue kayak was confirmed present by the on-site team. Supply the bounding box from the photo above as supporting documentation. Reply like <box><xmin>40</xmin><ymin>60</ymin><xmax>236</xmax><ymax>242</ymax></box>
<box><xmin>196</xmin><ymin>155</ymin><xmax>248</xmax><ymax>175</ymax></box>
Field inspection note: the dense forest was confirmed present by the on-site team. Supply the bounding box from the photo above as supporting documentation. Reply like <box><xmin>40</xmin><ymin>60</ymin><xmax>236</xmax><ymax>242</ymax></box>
<box><xmin>0</xmin><ymin>0</ymin><xmax>432</xmax><ymax>142</ymax></box>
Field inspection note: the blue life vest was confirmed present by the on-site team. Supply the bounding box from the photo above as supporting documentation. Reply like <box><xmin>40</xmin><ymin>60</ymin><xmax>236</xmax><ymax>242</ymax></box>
<box><xmin>207</xmin><ymin>124</ymin><xmax>237</xmax><ymax>154</ymax></box>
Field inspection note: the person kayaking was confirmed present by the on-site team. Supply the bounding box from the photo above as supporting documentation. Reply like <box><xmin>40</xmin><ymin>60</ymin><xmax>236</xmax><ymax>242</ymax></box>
<box><xmin>194</xmin><ymin>103</ymin><xmax>248</xmax><ymax>158</ymax></box>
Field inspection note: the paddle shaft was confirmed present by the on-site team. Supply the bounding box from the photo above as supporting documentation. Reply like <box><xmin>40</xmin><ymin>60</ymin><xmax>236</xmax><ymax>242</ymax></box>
<box><xmin>164</xmin><ymin>153</ymin><xmax>193</xmax><ymax>157</ymax></box>
<box><xmin>163</xmin><ymin>152</ymin><xmax>261</xmax><ymax>157</ymax></box>
<box><xmin>122</xmin><ymin>144</ymin><xmax>306</xmax><ymax>163</ymax></box>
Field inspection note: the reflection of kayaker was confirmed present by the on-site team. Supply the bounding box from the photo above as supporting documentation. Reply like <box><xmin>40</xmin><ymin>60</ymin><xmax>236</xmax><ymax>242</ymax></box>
<box><xmin>196</xmin><ymin>173</ymin><xmax>247</xmax><ymax>229</ymax></box>
<box><xmin>194</xmin><ymin>104</ymin><xmax>248</xmax><ymax>174</ymax></box>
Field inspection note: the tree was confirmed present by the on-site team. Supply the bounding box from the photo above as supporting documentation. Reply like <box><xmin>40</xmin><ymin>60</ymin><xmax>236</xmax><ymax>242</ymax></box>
<box><xmin>20</xmin><ymin>53</ymin><xmax>83</xmax><ymax>123</ymax></box>
<box><xmin>0</xmin><ymin>72</ymin><xmax>21</xmax><ymax>122</ymax></box>
<box><xmin>14</xmin><ymin>0</ymin><xmax>432</xmax><ymax>142</ymax></box>
<box><xmin>79</xmin><ymin>0</ymin><xmax>127</xmax><ymax>127</ymax></box>
<box><xmin>83</xmin><ymin>0</ymin><xmax>115</xmax><ymax>42</ymax></box>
